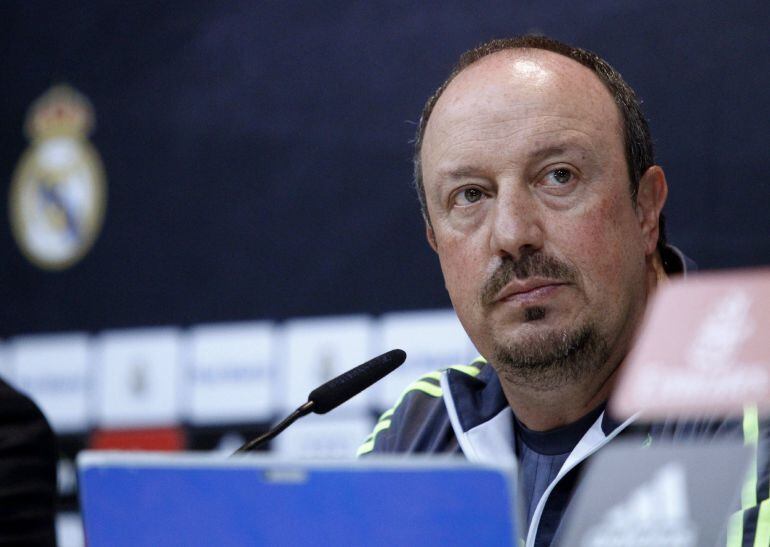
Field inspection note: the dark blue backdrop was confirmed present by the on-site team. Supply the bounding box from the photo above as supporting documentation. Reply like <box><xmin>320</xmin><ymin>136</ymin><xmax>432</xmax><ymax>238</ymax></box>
<box><xmin>2</xmin><ymin>1</ymin><xmax>768</xmax><ymax>336</ymax></box>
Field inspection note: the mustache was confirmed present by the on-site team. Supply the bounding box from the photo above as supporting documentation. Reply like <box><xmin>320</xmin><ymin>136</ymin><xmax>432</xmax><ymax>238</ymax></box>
<box><xmin>480</xmin><ymin>252</ymin><xmax>577</xmax><ymax>307</ymax></box>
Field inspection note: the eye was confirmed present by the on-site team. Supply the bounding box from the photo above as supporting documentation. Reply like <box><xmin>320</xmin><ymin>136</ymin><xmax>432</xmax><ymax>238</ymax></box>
<box><xmin>452</xmin><ymin>187</ymin><xmax>485</xmax><ymax>206</ymax></box>
<box><xmin>544</xmin><ymin>168</ymin><xmax>573</xmax><ymax>186</ymax></box>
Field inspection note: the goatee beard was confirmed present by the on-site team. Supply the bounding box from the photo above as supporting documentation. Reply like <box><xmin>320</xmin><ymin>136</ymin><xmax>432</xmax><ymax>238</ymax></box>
<box><xmin>491</xmin><ymin>323</ymin><xmax>610</xmax><ymax>391</ymax></box>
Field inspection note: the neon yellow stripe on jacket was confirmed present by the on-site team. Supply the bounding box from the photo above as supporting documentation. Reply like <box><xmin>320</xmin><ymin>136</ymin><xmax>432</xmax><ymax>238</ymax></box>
<box><xmin>356</xmin><ymin>377</ymin><xmax>443</xmax><ymax>456</ymax></box>
<box><xmin>743</xmin><ymin>405</ymin><xmax>760</xmax><ymax>510</ymax></box>
<box><xmin>356</xmin><ymin>362</ymin><xmax>484</xmax><ymax>456</ymax></box>
<box><xmin>755</xmin><ymin>499</ymin><xmax>770</xmax><ymax>547</ymax></box>
<box><xmin>728</xmin><ymin>404</ymin><xmax>761</xmax><ymax>547</ymax></box>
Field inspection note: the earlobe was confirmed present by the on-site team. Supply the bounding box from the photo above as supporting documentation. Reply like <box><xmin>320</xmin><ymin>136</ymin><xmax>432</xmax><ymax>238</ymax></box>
<box><xmin>426</xmin><ymin>222</ymin><xmax>438</xmax><ymax>252</ymax></box>
<box><xmin>636</xmin><ymin>166</ymin><xmax>669</xmax><ymax>255</ymax></box>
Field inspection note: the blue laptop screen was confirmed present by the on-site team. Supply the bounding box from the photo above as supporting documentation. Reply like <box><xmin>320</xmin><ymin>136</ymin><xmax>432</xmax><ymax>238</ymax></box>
<box><xmin>78</xmin><ymin>453</ymin><xmax>517</xmax><ymax>547</ymax></box>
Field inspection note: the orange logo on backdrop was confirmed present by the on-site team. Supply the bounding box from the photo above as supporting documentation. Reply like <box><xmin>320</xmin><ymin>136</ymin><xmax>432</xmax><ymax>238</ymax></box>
<box><xmin>611</xmin><ymin>269</ymin><xmax>770</xmax><ymax>420</ymax></box>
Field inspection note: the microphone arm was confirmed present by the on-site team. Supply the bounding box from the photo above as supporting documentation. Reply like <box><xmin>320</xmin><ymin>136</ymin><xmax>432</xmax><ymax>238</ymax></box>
<box><xmin>233</xmin><ymin>401</ymin><xmax>315</xmax><ymax>454</ymax></box>
<box><xmin>232</xmin><ymin>349</ymin><xmax>406</xmax><ymax>455</ymax></box>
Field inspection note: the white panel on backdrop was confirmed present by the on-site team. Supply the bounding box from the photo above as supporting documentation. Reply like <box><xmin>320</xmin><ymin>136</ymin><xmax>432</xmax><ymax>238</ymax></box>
<box><xmin>56</xmin><ymin>512</ymin><xmax>84</xmax><ymax>547</ymax></box>
<box><xmin>280</xmin><ymin>316</ymin><xmax>373</xmax><ymax>414</ymax></box>
<box><xmin>374</xmin><ymin>310</ymin><xmax>478</xmax><ymax>409</ymax></box>
<box><xmin>95</xmin><ymin>328</ymin><xmax>181</xmax><ymax>428</ymax></box>
<box><xmin>9</xmin><ymin>334</ymin><xmax>90</xmax><ymax>433</ymax></box>
<box><xmin>186</xmin><ymin>322</ymin><xmax>275</xmax><ymax>424</ymax></box>
<box><xmin>272</xmin><ymin>413</ymin><xmax>375</xmax><ymax>459</ymax></box>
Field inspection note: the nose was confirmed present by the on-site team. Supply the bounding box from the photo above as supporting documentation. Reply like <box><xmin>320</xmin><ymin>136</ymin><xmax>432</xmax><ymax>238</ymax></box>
<box><xmin>488</xmin><ymin>187</ymin><xmax>545</xmax><ymax>260</ymax></box>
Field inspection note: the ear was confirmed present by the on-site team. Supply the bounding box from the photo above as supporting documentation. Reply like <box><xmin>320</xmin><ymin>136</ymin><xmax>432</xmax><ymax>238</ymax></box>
<box><xmin>425</xmin><ymin>220</ymin><xmax>438</xmax><ymax>252</ymax></box>
<box><xmin>635</xmin><ymin>165</ymin><xmax>668</xmax><ymax>255</ymax></box>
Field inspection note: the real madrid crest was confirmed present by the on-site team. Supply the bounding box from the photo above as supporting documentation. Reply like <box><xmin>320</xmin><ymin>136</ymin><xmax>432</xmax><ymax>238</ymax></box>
<box><xmin>9</xmin><ymin>84</ymin><xmax>107</xmax><ymax>270</ymax></box>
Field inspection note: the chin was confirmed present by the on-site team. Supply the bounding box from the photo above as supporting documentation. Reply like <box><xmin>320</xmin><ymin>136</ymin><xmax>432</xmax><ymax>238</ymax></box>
<box><xmin>490</xmin><ymin>321</ymin><xmax>608</xmax><ymax>391</ymax></box>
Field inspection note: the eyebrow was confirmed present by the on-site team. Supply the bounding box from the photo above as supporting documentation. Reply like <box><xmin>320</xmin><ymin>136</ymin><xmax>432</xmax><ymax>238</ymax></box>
<box><xmin>530</xmin><ymin>145</ymin><xmax>567</xmax><ymax>161</ymax></box>
<box><xmin>528</xmin><ymin>141</ymin><xmax>592</xmax><ymax>161</ymax></box>
<box><xmin>438</xmin><ymin>143</ymin><xmax>588</xmax><ymax>179</ymax></box>
<box><xmin>439</xmin><ymin>165</ymin><xmax>488</xmax><ymax>180</ymax></box>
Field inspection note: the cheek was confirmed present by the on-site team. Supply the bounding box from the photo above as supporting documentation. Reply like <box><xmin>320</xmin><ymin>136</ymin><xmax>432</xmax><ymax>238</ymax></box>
<box><xmin>436</xmin><ymin>238</ymin><xmax>486</xmax><ymax>309</ymax></box>
<box><xmin>435</xmin><ymin>240</ymin><xmax>493</xmax><ymax>351</ymax></box>
<box><xmin>560</xmin><ymin>194</ymin><xmax>645</xmax><ymax>294</ymax></box>
<box><xmin>439</xmin><ymin>246</ymin><xmax>474</xmax><ymax>291</ymax></box>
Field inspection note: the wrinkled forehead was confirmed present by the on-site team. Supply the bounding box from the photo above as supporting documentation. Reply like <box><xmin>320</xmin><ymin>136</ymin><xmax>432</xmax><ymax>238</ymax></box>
<box><xmin>423</xmin><ymin>49</ymin><xmax>624</xmax><ymax>164</ymax></box>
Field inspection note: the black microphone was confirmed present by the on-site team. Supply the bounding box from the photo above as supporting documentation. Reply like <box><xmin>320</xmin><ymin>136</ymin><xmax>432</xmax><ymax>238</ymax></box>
<box><xmin>233</xmin><ymin>349</ymin><xmax>406</xmax><ymax>454</ymax></box>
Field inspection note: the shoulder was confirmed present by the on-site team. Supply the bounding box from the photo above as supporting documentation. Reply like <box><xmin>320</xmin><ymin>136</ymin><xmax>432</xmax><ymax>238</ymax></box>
<box><xmin>357</xmin><ymin>359</ymin><xmax>486</xmax><ymax>456</ymax></box>
<box><xmin>0</xmin><ymin>378</ymin><xmax>57</xmax><ymax>455</ymax></box>
<box><xmin>0</xmin><ymin>377</ymin><xmax>57</xmax><ymax>545</ymax></box>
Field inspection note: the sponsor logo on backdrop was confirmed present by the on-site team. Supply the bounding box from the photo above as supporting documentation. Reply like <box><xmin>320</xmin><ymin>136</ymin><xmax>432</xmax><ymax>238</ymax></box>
<box><xmin>9</xmin><ymin>84</ymin><xmax>107</xmax><ymax>270</ymax></box>
<box><xmin>582</xmin><ymin>462</ymin><xmax>697</xmax><ymax>547</ymax></box>
<box><xmin>129</xmin><ymin>360</ymin><xmax>149</xmax><ymax>399</ymax></box>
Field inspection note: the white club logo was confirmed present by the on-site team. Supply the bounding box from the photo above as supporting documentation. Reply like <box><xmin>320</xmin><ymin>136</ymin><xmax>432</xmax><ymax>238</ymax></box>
<box><xmin>9</xmin><ymin>84</ymin><xmax>107</xmax><ymax>270</ymax></box>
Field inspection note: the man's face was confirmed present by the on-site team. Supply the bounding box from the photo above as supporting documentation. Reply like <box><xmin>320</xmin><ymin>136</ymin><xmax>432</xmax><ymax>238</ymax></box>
<box><xmin>421</xmin><ymin>50</ymin><xmax>660</xmax><ymax>389</ymax></box>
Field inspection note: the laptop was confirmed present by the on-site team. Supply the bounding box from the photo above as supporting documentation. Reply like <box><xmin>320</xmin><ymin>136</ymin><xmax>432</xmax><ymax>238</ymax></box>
<box><xmin>77</xmin><ymin>451</ymin><xmax>519</xmax><ymax>547</ymax></box>
<box><xmin>556</xmin><ymin>438</ymin><xmax>751</xmax><ymax>547</ymax></box>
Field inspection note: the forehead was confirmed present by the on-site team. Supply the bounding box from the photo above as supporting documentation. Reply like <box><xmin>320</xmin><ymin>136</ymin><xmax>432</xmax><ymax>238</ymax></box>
<box><xmin>422</xmin><ymin>49</ymin><xmax>624</xmax><ymax>173</ymax></box>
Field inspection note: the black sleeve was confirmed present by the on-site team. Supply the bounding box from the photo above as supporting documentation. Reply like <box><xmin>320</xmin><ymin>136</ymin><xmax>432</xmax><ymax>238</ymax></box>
<box><xmin>0</xmin><ymin>378</ymin><xmax>57</xmax><ymax>546</ymax></box>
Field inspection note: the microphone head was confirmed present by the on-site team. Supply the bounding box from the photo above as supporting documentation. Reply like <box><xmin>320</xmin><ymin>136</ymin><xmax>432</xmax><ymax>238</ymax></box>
<box><xmin>308</xmin><ymin>349</ymin><xmax>406</xmax><ymax>414</ymax></box>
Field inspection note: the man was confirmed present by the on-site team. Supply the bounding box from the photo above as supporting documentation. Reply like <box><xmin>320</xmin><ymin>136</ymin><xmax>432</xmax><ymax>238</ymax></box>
<box><xmin>358</xmin><ymin>36</ymin><xmax>769</xmax><ymax>546</ymax></box>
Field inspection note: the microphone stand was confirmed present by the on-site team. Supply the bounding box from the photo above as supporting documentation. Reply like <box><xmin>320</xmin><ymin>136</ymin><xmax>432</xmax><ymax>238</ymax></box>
<box><xmin>233</xmin><ymin>401</ymin><xmax>315</xmax><ymax>455</ymax></box>
<box><xmin>230</xmin><ymin>349</ymin><xmax>405</xmax><ymax>456</ymax></box>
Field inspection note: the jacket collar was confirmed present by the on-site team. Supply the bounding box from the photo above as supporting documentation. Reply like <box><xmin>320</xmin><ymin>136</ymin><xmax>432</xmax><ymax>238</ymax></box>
<box><xmin>441</xmin><ymin>366</ymin><xmax>639</xmax><ymax>547</ymax></box>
